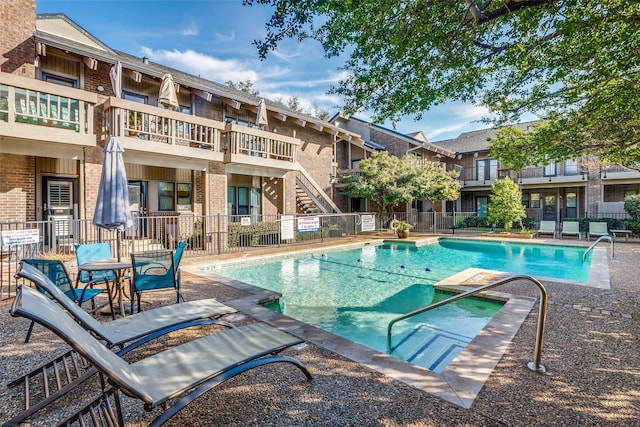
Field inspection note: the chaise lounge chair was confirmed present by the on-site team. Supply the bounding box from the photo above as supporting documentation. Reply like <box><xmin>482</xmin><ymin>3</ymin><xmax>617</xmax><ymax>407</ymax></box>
<box><xmin>5</xmin><ymin>261</ymin><xmax>239</xmax><ymax>426</ymax></box>
<box><xmin>10</xmin><ymin>285</ymin><xmax>312</xmax><ymax>427</ymax></box>
<box><xmin>561</xmin><ymin>221</ymin><xmax>581</xmax><ymax>240</ymax></box>
<box><xmin>535</xmin><ymin>221</ymin><xmax>557</xmax><ymax>239</ymax></box>
<box><xmin>587</xmin><ymin>221</ymin><xmax>609</xmax><ymax>241</ymax></box>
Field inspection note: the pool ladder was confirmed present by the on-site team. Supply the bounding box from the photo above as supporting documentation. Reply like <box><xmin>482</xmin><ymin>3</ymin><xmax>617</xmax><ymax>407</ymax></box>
<box><xmin>387</xmin><ymin>275</ymin><xmax>548</xmax><ymax>373</ymax></box>
<box><xmin>582</xmin><ymin>235</ymin><xmax>614</xmax><ymax>262</ymax></box>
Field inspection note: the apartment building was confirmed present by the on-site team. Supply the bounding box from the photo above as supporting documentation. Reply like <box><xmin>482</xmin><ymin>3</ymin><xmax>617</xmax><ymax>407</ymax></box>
<box><xmin>330</xmin><ymin>115</ymin><xmax>456</xmax><ymax>213</ymax></box>
<box><xmin>0</xmin><ymin>4</ymin><xmax>362</xmax><ymax>240</ymax></box>
<box><xmin>432</xmin><ymin>124</ymin><xmax>640</xmax><ymax>224</ymax></box>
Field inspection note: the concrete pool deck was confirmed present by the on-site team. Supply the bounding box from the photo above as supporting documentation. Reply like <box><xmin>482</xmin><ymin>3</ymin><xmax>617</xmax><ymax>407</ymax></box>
<box><xmin>1</xmin><ymin>234</ymin><xmax>638</xmax><ymax>425</ymax></box>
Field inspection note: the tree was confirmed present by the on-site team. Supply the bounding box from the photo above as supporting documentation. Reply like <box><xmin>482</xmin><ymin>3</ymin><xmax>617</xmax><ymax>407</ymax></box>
<box><xmin>487</xmin><ymin>177</ymin><xmax>526</xmax><ymax>230</ymax></box>
<box><xmin>245</xmin><ymin>0</ymin><xmax>640</xmax><ymax>169</ymax></box>
<box><xmin>340</xmin><ymin>151</ymin><xmax>460</xmax><ymax>218</ymax></box>
<box><xmin>226</xmin><ymin>79</ymin><xmax>260</xmax><ymax>96</ymax></box>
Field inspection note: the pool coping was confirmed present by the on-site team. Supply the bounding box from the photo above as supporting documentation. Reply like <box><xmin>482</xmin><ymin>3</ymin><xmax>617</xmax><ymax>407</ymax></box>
<box><xmin>184</xmin><ymin>236</ymin><xmax>610</xmax><ymax>408</ymax></box>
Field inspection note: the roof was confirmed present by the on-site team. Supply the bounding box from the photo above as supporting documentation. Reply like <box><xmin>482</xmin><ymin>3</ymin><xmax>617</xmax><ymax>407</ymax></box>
<box><xmin>432</xmin><ymin>121</ymin><xmax>538</xmax><ymax>154</ymax></box>
<box><xmin>330</xmin><ymin>114</ymin><xmax>455</xmax><ymax>158</ymax></box>
<box><xmin>34</xmin><ymin>14</ymin><xmax>362</xmax><ymax>144</ymax></box>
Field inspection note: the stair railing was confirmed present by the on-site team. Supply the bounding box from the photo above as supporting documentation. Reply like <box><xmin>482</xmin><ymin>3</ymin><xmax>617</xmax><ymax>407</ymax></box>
<box><xmin>387</xmin><ymin>274</ymin><xmax>549</xmax><ymax>373</ymax></box>
<box><xmin>582</xmin><ymin>235</ymin><xmax>613</xmax><ymax>262</ymax></box>
<box><xmin>295</xmin><ymin>166</ymin><xmax>342</xmax><ymax>213</ymax></box>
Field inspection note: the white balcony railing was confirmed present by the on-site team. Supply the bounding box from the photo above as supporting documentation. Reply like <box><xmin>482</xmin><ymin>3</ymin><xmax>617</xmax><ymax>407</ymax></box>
<box><xmin>223</xmin><ymin>123</ymin><xmax>298</xmax><ymax>163</ymax></box>
<box><xmin>0</xmin><ymin>72</ymin><xmax>97</xmax><ymax>142</ymax></box>
<box><xmin>104</xmin><ymin>97</ymin><xmax>224</xmax><ymax>152</ymax></box>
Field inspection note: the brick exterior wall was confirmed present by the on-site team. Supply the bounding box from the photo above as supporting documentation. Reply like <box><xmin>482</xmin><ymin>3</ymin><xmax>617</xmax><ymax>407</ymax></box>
<box><xmin>0</xmin><ymin>0</ymin><xmax>36</xmax><ymax>77</ymax></box>
<box><xmin>208</xmin><ymin>161</ymin><xmax>226</xmax><ymax>215</ymax></box>
<box><xmin>262</xmin><ymin>177</ymin><xmax>281</xmax><ymax>215</ymax></box>
<box><xmin>0</xmin><ymin>154</ymin><xmax>36</xmax><ymax>222</ymax></box>
<box><xmin>370</xmin><ymin>128</ymin><xmax>412</xmax><ymax>157</ymax></box>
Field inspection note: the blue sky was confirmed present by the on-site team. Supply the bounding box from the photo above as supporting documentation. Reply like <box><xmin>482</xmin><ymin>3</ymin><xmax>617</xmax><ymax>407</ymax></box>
<box><xmin>37</xmin><ymin>0</ymin><xmax>498</xmax><ymax>141</ymax></box>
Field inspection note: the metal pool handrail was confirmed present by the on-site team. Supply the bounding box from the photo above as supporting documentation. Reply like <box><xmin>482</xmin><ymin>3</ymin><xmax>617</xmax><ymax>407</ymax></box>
<box><xmin>582</xmin><ymin>235</ymin><xmax>613</xmax><ymax>263</ymax></box>
<box><xmin>386</xmin><ymin>274</ymin><xmax>549</xmax><ymax>373</ymax></box>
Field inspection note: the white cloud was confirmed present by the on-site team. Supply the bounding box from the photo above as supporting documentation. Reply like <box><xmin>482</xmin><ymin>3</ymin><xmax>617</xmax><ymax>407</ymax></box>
<box><xmin>141</xmin><ymin>47</ymin><xmax>259</xmax><ymax>83</ymax></box>
<box><xmin>180</xmin><ymin>23</ymin><xmax>198</xmax><ymax>36</ymax></box>
<box><xmin>212</xmin><ymin>31</ymin><xmax>236</xmax><ymax>43</ymax></box>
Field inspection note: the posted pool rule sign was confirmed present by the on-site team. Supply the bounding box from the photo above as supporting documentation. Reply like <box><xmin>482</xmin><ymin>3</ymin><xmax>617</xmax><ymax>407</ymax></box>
<box><xmin>281</xmin><ymin>215</ymin><xmax>294</xmax><ymax>240</ymax></box>
<box><xmin>361</xmin><ymin>214</ymin><xmax>375</xmax><ymax>232</ymax></box>
<box><xmin>297</xmin><ymin>216</ymin><xmax>320</xmax><ymax>233</ymax></box>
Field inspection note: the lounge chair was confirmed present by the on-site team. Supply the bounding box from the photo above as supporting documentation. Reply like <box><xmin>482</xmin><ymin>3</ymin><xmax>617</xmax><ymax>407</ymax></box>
<box><xmin>535</xmin><ymin>221</ymin><xmax>556</xmax><ymax>239</ymax></box>
<box><xmin>16</xmin><ymin>261</ymin><xmax>237</xmax><ymax>350</ymax></box>
<box><xmin>21</xmin><ymin>258</ymin><xmax>111</xmax><ymax>342</ymax></box>
<box><xmin>561</xmin><ymin>221</ymin><xmax>581</xmax><ymax>240</ymax></box>
<box><xmin>10</xmin><ymin>285</ymin><xmax>312</xmax><ymax>427</ymax></box>
<box><xmin>587</xmin><ymin>221</ymin><xmax>609</xmax><ymax>241</ymax></box>
<box><xmin>6</xmin><ymin>261</ymin><xmax>239</xmax><ymax>426</ymax></box>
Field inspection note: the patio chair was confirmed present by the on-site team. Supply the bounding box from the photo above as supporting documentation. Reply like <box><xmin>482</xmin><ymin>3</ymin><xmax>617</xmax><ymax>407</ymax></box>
<box><xmin>130</xmin><ymin>249</ymin><xmax>182</xmax><ymax>314</ymax></box>
<box><xmin>587</xmin><ymin>221</ymin><xmax>609</xmax><ymax>241</ymax></box>
<box><xmin>7</xmin><ymin>261</ymin><xmax>239</xmax><ymax>426</ymax></box>
<box><xmin>10</xmin><ymin>285</ymin><xmax>312</xmax><ymax>427</ymax></box>
<box><xmin>535</xmin><ymin>221</ymin><xmax>556</xmax><ymax>239</ymax></box>
<box><xmin>20</xmin><ymin>258</ymin><xmax>111</xmax><ymax>342</ymax></box>
<box><xmin>75</xmin><ymin>242</ymin><xmax>118</xmax><ymax>296</ymax></box>
<box><xmin>561</xmin><ymin>221</ymin><xmax>581</xmax><ymax>240</ymax></box>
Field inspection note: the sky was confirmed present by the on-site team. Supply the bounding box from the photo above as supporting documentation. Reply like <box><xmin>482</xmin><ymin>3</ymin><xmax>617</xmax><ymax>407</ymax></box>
<box><xmin>37</xmin><ymin>0</ymin><xmax>498</xmax><ymax>142</ymax></box>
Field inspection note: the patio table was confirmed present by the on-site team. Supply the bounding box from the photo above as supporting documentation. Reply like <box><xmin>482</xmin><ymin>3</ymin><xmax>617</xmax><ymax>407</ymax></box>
<box><xmin>78</xmin><ymin>258</ymin><xmax>131</xmax><ymax>317</ymax></box>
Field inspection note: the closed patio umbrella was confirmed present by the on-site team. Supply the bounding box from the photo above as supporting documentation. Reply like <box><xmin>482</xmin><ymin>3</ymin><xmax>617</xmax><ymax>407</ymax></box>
<box><xmin>93</xmin><ymin>136</ymin><xmax>133</xmax><ymax>261</ymax></box>
<box><xmin>257</xmin><ymin>98</ymin><xmax>268</xmax><ymax>128</ymax></box>
<box><xmin>159</xmin><ymin>73</ymin><xmax>179</xmax><ymax>109</ymax></box>
<box><xmin>109</xmin><ymin>61</ymin><xmax>122</xmax><ymax>98</ymax></box>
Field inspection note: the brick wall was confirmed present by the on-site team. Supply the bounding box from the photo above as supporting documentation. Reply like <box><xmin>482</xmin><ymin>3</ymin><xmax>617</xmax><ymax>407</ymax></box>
<box><xmin>0</xmin><ymin>0</ymin><xmax>36</xmax><ymax>77</ymax></box>
<box><xmin>370</xmin><ymin>128</ymin><xmax>412</xmax><ymax>158</ymax></box>
<box><xmin>0</xmin><ymin>154</ymin><xmax>36</xmax><ymax>222</ymax></box>
<box><xmin>208</xmin><ymin>161</ymin><xmax>226</xmax><ymax>215</ymax></box>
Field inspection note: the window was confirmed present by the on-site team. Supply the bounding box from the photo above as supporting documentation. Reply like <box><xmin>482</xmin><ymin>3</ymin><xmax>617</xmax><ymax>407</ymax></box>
<box><xmin>476</xmin><ymin>196</ymin><xmax>489</xmax><ymax>217</ymax></box>
<box><xmin>531</xmin><ymin>193</ymin><xmax>541</xmax><ymax>208</ymax></box>
<box><xmin>228</xmin><ymin>186</ymin><xmax>261</xmax><ymax>217</ymax></box>
<box><xmin>176</xmin><ymin>183</ymin><xmax>192</xmax><ymax>211</ymax></box>
<box><xmin>123</xmin><ymin>91</ymin><xmax>148</xmax><ymax>104</ymax></box>
<box><xmin>227</xmin><ymin>186</ymin><xmax>236</xmax><ymax>216</ymax></box>
<box><xmin>543</xmin><ymin>163</ymin><xmax>557</xmax><ymax>177</ymax></box>
<box><xmin>522</xmin><ymin>193</ymin><xmax>530</xmax><ymax>208</ymax></box>
<box><xmin>42</xmin><ymin>73</ymin><xmax>77</xmax><ymax>88</ymax></box>
<box><xmin>158</xmin><ymin>182</ymin><xmax>175</xmax><ymax>211</ymax></box>
<box><xmin>476</xmin><ymin>159</ymin><xmax>498</xmax><ymax>181</ymax></box>
<box><xmin>565</xmin><ymin>159</ymin><xmax>579</xmax><ymax>175</ymax></box>
<box><xmin>565</xmin><ymin>192</ymin><xmax>577</xmax><ymax>218</ymax></box>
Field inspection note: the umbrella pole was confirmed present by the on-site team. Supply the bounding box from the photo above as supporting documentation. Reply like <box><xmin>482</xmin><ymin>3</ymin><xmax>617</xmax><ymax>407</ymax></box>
<box><xmin>116</xmin><ymin>230</ymin><xmax>121</xmax><ymax>262</ymax></box>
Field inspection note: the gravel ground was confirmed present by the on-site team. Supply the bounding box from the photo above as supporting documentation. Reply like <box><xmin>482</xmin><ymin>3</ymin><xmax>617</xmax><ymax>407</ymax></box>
<box><xmin>1</xmin><ymin>238</ymin><xmax>638</xmax><ymax>426</ymax></box>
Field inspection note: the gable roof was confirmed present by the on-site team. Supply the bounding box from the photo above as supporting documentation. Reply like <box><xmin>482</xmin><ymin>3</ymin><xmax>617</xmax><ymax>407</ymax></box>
<box><xmin>432</xmin><ymin>121</ymin><xmax>538</xmax><ymax>154</ymax></box>
<box><xmin>34</xmin><ymin>14</ymin><xmax>363</xmax><ymax>144</ymax></box>
<box><xmin>330</xmin><ymin>114</ymin><xmax>455</xmax><ymax>158</ymax></box>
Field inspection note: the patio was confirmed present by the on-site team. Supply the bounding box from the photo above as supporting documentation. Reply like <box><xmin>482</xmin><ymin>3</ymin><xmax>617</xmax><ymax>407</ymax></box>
<box><xmin>0</xmin><ymin>237</ymin><xmax>638</xmax><ymax>426</ymax></box>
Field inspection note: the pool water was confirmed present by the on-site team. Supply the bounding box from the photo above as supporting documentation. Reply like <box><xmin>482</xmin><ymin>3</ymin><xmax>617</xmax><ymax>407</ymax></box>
<box><xmin>215</xmin><ymin>239</ymin><xmax>589</xmax><ymax>372</ymax></box>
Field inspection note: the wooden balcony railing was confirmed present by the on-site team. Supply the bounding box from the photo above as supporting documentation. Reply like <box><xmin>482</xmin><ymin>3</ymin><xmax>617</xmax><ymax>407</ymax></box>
<box><xmin>0</xmin><ymin>72</ymin><xmax>97</xmax><ymax>143</ymax></box>
<box><xmin>104</xmin><ymin>97</ymin><xmax>224</xmax><ymax>152</ymax></box>
<box><xmin>223</xmin><ymin>123</ymin><xmax>299</xmax><ymax>162</ymax></box>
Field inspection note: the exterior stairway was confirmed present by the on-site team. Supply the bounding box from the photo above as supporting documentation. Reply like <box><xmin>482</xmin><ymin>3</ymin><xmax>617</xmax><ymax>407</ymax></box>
<box><xmin>295</xmin><ymin>166</ymin><xmax>342</xmax><ymax>214</ymax></box>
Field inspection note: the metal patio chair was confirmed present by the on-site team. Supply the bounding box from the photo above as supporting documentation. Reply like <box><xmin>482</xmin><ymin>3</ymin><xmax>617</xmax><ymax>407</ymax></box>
<box><xmin>560</xmin><ymin>221</ymin><xmax>581</xmax><ymax>240</ymax></box>
<box><xmin>130</xmin><ymin>249</ymin><xmax>182</xmax><ymax>314</ymax></box>
<box><xmin>535</xmin><ymin>221</ymin><xmax>556</xmax><ymax>239</ymax></box>
<box><xmin>587</xmin><ymin>221</ymin><xmax>609</xmax><ymax>241</ymax></box>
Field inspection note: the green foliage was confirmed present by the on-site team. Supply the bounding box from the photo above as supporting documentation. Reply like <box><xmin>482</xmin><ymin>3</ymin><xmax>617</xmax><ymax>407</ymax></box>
<box><xmin>227</xmin><ymin>222</ymin><xmax>279</xmax><ymax>247</ymax></box>
<box><xmin>247</xmin><ymin>0</ymin><xmax>640</xmax><ymax>169</ymax></box>
<box><xmin>460</xmin><ymin>216</ymin><xmax>534</xmax><ymax>230</ymax></box>
<box><xmin>340</xmin><ymin>152</ymin><xmax>460</xmax><ymax>216</ymax></box>
<box><xmin>394</xmin><ymin>220</ymin><xmax>411</xmax><ymax>231</ymax></box>
<box><xmin>624</xmin><ymin>195</ymin><xmax>640</xmax><ymax>218</ymax></box>
<box><xmin>487</xmin><ymin>177</ymin><xmax>526</xmax><ymax>230</ymax></box>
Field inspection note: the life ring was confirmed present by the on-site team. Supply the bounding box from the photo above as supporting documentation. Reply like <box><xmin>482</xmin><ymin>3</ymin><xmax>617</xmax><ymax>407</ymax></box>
<box><xmin>390</xmin><ymin>219</ymin><xmax>399</xmax><ymax>231</ymax></box>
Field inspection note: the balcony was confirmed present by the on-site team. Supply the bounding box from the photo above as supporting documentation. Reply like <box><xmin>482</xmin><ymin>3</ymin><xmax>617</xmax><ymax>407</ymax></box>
<box><xmin>223</xmin><ymin>123</ymin><xmax>299</xmax><ymax>177</ymax></box>
<box><xmin>458</xmin><ymin>163</ymin><xmax>587</xmax><ymax>187</ymax></box>
<box><xmin>601</xmin><ymin>164</ymin><xmax>640</xmax><ymax>181</ymax></box>
<box><xmin>104</xmin><ymin>97</ymin><xmax>225</xmax><ymax>164</ymax></box>
<box><xmin>0</xmin><ymin>72</ymin><xmax>98</xmax><ymax>157</ymax></box>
